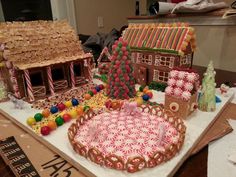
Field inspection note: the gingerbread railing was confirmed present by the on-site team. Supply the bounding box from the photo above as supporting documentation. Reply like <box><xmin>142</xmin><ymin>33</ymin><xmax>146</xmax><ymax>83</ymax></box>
<box><xmin>68</xmin><ymin>104</ymin><xmax>186</xmax><ymax>173</ymax></box>
<box><xmin>32</xmin><ymin>85</ymin><xmax>46</xmax><ymax>97</ymax></box>
<box><xmin>53</xmin><ymin>80</ymin><xmax>68</xmax><ymax>91</ymax></box>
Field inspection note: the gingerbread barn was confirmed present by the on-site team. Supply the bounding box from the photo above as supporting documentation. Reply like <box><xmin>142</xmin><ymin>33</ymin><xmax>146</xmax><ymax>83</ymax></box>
<box><xmin>164</xmin><ymin>68</ymin><xmax>199</xmax><ymax>119</ymax></box>
<box><xmin>0</xmin><ymin>20</ymin><xmax>93</xmax><ymax>102</ymax></box>
<box><xmin>122</xmin><ymin>23</ymin><xmax>196</xmax><ymax>85</ymax></box>
<box><xmin>97</xmin><ymin>47</ymin><xmax>111</xmax><ymax>74</ymax></box>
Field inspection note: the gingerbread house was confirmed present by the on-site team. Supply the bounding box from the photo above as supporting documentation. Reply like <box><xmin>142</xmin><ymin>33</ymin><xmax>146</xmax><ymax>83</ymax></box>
<box><xmin>122</xmin><ymin>23</ymin><xmax>196</xmax><ymax>85</ymax></box>
<box><xmin>164</xmin><ymin>68</ymin><xmax>199</xmax><ymax>119</ymax></box>
<box><xmin>0</xmin><ymin>20</ymin><xmax>93</xmax><ymax>102</ymax></box>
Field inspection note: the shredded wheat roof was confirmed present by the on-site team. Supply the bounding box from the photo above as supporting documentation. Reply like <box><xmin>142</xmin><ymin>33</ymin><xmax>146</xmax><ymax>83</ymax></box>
<box><xmin>0</xmin><ymin>20</ymin><xmax>92</xmax><ymax>70</ymax></box>
<box><xmin>122</xmin><ymin>23</ymin><xmax>196</xmax><ymax>56</ymax></box>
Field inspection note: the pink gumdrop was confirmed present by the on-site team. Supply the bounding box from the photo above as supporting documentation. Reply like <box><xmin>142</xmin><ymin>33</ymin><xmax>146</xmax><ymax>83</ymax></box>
<box><xmin>121</xmin><ymin>46</ymin><xmax>126</xmax><ymax>52</ymax></box>
<box><xmin>117</xmin><ymin>69</ymin><xmax>122</xmax><ymax>74</ymax></box>
<box><xmin>115</xmin><ymin>78</ymin><xmax>120</xmax><ymax>82</ymax></box>
<box><xmin>122</xmin><ymin>56</ymin><xmax>127</xmax><ymax>60</ymax></box>
<box><xmin>124</xmin><ymin>51</ymin><xmax>129</xmax><ymax>56</ymax></box>
<box><xmin>115</xmin><ymin>60</ymin><xmax>120</xmax><ymax>65</ymax></box>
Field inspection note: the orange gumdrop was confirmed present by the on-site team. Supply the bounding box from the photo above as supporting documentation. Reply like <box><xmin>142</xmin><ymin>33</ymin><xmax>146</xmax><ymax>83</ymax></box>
<box><xmin>143</xmin><ymin>87</ymin><xmax>149</xmax><ymax>94</ymax></box>
<box><xmin>47</xmin><ymin>121</ymin><xmax>57</xmax><ymax>130</ymax></box>
<box><xmin>76</xmin><ymin>107</ymin><xmax>84</xmax><ymax>116</ymax></box>
<box><xmin>84</xmin><ymin>93</ymin><xmax>91</xmax><ymax>100</ymax></box>
<box><xmin>42</xmin><ymin>109</ymin><xmax>50</xmax><ymax>118</ymax></box>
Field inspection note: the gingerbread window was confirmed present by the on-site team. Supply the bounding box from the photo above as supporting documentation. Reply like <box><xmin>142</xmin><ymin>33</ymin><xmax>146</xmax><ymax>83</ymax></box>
<box><xmin>153</xmin><ymin>70</ymin><xmax>169</xmax><ymax>82</ymax></box>
<box><xmin>154</xmin><ymin>56</ymin><xmax>174</xmax><ymax>68</ymax></box>
<box><xmin>180</xmin><ymin>54</ymin><xmax>192</xmax><ymax>65</ymax></box>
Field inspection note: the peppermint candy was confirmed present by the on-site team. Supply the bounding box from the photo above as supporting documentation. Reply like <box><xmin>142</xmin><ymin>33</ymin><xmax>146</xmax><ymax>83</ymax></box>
<box><xmin>182</xmin><ymin>91</ymin><xmax>191</xmax><ymax>101</ymax></box>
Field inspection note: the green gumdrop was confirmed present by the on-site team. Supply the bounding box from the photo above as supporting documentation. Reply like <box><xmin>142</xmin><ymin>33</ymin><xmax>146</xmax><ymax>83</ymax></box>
<box><xmin>83</xmin><ymin>105</ymin><xmax>90</xmax><ymax>112</ymax></box>
<box><xmin>116</xmin><ymin>47</ymin><xmax>120</xmax><ymax>52</ymax></box>
<box><xmin>88</xmin><ymin>91</ymin><xmax>94</xmax><ymax>96</ymax></box>
<box><xmin>118</xmin><ymin>42</ymin><xmax>122</xmax><ymax>48</ymax></box>
<box><xmin>126</xmin><ymin>46</ymin><xmax>130</xmax><ymax>51</ymax></box>
<box><xmin>34</xmin><ymin>113</ymin><xmax>43</xmax><ymax>122</ymax></box>
<box><xmin>139</xmin><ymin>85</ymin><xmax>145</xmax><ymax>92</ymax></box>
<box><xmin>119</xmin><ymin>51</ymin><xmax>123</xmax><ymax>56</ymax></box>
<box><xmin>55</xmin><ymin>116</ymin><xmax>64</xmax><ymax>126</ymax></box>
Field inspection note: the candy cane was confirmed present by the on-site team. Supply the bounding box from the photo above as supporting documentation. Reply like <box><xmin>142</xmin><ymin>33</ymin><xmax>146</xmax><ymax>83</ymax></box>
<box><xmin>84</xmin><ymin>59</ymin><xmax>92</xmax><ymax>81</ymax></box>
<box><xmin>23</xmin><ymin>69</ymin><xmax>34</xmax><ymax>102</ymax></box>
<box><xmin>46</xmin><ymin>66</ymin><xmax>55</xmax><ymax>95</ymax></box>
<box><xmin>8</xmin><ymin>67</ymin><xmax>21</xmax><ymax>98</ymax></box>
<box><xmin>70</xmin><ymin>62</ymin><xmax>75</xmax><ymax>88</ymax></box>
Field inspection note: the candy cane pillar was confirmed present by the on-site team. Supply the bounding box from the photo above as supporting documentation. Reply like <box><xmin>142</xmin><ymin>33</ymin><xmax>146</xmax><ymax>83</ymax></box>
<box><xmin>70</xmin><ymin>62</ymin><xmax>75</xmax><ymax>88</ymax></box>
<box><xmin>46</xmin><ymin>66</ymin><xmax>55</xmax><ymax>95</ymax></box>
<box><xmin>23</xmin><ymin>70</ymin><xmax>35</xmax><ymax>102</ymax></box>
<box><xmin>84</xmin><ymin>59</ymin><xmax>92</xmax><ymax>81</ymax></box>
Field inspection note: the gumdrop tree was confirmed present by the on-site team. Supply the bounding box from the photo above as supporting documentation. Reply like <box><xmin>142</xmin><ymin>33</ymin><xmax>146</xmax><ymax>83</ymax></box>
<box><xmin>198</xmin><ymin>61</ymin><xmax>216</xmax><ymax>112</ymax></box>
<box><xmin>106</xmin><ymin>38</ymin><xmax>136</xmax><ymax>99</ymax></box>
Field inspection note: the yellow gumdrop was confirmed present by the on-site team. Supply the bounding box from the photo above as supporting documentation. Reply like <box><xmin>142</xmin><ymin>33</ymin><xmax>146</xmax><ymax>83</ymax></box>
<box><xmin>136</xmin><ymin>97</ymin><xmax>143</xmax><ymax>107</ymax></box>
<box><xmin>64</xmin><ymin>101</ymin><xmax>72</xmax><ymax>108</ymax></box>
<box><xmin>27</xmin><ymin>117</ymin><xmax>36</xmax><ymax>126</ymax></box>
<box><xmin>69</xmin><ymin>109</ymin><xmax>78</xmax><ymax>119</ymax></box>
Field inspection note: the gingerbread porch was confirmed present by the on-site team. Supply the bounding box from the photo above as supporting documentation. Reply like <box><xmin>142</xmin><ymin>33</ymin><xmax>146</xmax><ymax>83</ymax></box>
<box><xmin>122</xmin><ymin>23</ymin><xmax>196</xmax><ymax>85</ymax></box>
<box><xmin>0</xmin><ymin>20</ymin><xmax>93</xmax><ymax>102</ymax></box>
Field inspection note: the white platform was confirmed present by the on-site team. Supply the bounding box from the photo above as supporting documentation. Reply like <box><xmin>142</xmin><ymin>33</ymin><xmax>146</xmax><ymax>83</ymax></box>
<box><xmin>0</xmin><ymin>81</ymin><xmax>234</xmax><ymax>177</ymax></box>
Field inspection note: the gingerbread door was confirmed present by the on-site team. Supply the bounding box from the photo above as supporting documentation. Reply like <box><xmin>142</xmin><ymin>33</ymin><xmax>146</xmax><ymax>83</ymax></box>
<box><xmin>137</xmin><ymin>66</ymin><xmax>147</xmax><ymax>85</ymax></box>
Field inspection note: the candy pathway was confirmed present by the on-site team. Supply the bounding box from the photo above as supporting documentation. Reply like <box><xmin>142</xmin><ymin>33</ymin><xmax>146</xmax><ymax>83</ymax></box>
<box><xmin>75</xmin><ymin>110</ymin><xmax>180</xmax><ymax>162</ymax></box>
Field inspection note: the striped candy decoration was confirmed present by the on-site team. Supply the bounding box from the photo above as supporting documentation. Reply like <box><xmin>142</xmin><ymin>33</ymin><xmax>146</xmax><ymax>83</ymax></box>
<box><xmin>23</xmin><ymin>69</ymin><xmax>35</xmax><ymax>102</ymax></box>
<box><xmin>46</xmin><ymin>66</ymin><xmax>55</xmax><ymax>95</ymax></box>
<box><xmin>84</xmin><ymin>59</ymin><xmax>92</xmax><ymax>81</ymax></box>
<box><xmin>70</xmin><ymin>62</ymin><xmax>75</xmax><ymax>88</ymax></box>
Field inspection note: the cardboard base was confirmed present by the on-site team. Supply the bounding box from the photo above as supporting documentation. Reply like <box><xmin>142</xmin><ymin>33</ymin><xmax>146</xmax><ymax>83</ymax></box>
<box><xmin>0</xmin><ymin>82</ymin><xmax>234</xmax><ymax>177</ymax></box>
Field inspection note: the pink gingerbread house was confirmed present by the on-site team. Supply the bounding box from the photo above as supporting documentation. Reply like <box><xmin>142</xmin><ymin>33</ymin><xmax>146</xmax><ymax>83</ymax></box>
<box><xmin>164</xmin><ymin>68</ymin><xmax>199</xmax><ymax>119</ymax></box>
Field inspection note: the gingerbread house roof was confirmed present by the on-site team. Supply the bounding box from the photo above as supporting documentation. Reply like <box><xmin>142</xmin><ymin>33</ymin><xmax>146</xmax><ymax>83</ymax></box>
<box><xmin>122</xmin><ymin>23</ymin><xmax>196</xmax><ymax>56</ymax></box>
<box><xmin>165</xmin><ymin>69</ymin><xmax>199</xmax><ymax>101</ymax></box>
<box><xmin>0</xmin><ymin>20</ymin><xmax>92</xmax><ymax>70</ymax></box>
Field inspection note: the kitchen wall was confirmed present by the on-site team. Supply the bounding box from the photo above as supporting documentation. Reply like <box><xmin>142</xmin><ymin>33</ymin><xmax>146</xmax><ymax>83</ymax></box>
<box><xmin>74</xmin><ymin>0</ymin><xmax>136</xmax><ymax>35</ymax></box>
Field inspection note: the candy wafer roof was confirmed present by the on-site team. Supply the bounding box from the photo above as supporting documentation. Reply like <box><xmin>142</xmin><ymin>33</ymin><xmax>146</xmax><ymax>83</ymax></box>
<box><xmin>0</xmin><ymin>20</ymin><xmax>92</xmax><ymax>70</ymax></box>
<box><xmin>122</xmin><ymin>23</ymin><xmax>196</xmax><ymax>56</ymax></box>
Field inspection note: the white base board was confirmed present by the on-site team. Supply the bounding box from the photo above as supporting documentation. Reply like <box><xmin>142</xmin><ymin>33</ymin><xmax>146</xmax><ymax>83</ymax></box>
<box><xmin>0</xmin><ymin>81</ymin><xmax>234</xmax><ymax>177</ymax></box>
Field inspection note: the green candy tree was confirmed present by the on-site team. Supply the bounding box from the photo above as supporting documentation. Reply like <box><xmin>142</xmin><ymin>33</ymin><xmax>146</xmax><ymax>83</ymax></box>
<box><xmin>198</xmin><ymin>61</ymin><xmax>216</xmax><ymax>112</ymax></box>
<box><xmin>106</xmin><ymin>38</ymin><xmax>136</xmax><ymax>99</ymax></box>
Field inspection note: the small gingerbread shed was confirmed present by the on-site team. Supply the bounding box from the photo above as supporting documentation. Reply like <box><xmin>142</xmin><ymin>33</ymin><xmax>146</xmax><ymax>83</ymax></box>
<box><xmin>164</xmin><ymin>68</ymin><xmax>199</xmax><ymax>119</ymax></box>
<box><xmin>0</xmin><ymin>20</ymin><xmax>93</xmax><ymax>102</ymax></box>
<box><xmin>97</xmin><ymin>47</ymin><xmax>111</xmax><ymax>74</ymax></box>
<box><xmin>122</xmin><ymin>23</ymin><xmax>196</xmax><ymax>85</ymax></box>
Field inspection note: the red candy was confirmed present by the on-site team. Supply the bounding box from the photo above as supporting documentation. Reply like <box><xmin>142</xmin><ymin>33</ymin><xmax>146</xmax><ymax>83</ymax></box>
<box><xmin>62</xmin><ymin>114</ymin><xmax>71</xmax><ymax>122</ymax></box>
<box><xmin>92</xmin><ymin>89</ymin><xmax>97</xmax><ymax>95</ymax></box>
<box><xmin>41</xmin><ymin>126</ymin><xmax>51</xmax><ymax>136</ymax></box>
<box><xmin>57</xmin><ymin>103</ymin><xmax>66</xmax><ymax>111</ymax></box>
<box><xmin>147</xmin><ymin>92</ymin><xmax>153</xmax><ymax>99</ymax></box>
